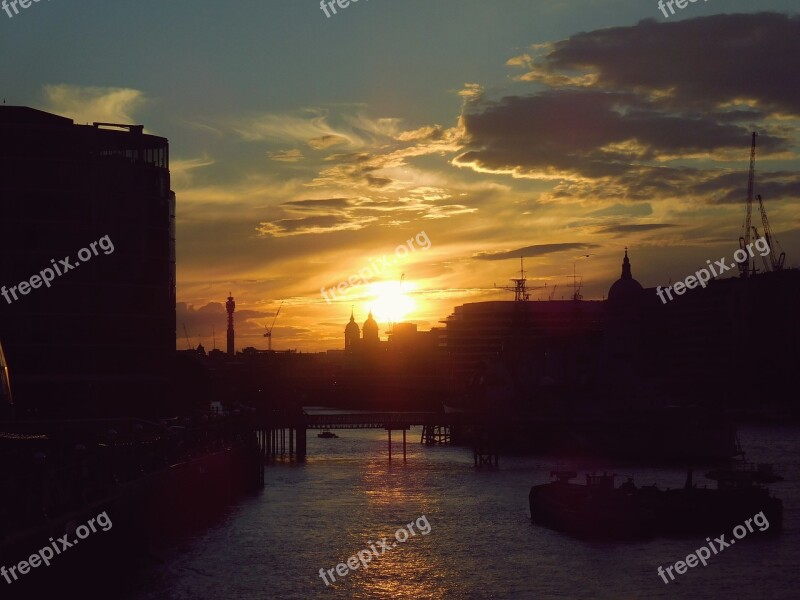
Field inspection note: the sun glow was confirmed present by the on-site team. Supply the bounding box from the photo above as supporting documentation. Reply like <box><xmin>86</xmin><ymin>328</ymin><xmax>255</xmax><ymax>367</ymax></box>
<box><xmin>364</xmin><ymin>280</ymin><xmax>417</xmax><ymax>324</ymax></box>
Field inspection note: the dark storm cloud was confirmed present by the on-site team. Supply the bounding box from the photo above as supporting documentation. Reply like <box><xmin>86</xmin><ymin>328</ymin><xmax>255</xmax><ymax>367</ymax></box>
<box><xmin>688</xmin><ymin>169</ymin><xmax>800</xmax><ymax>204</ymax></box>
<box><xmin>455</xmin><ymin>90</ymin><xmax>787</xmax><ymax>181</ymax></box>
<box><xmin>474</xmin><ymin>243</ymin><xmax>599</xmax><ymax>260</ymax></box>
<box><xmin>539</xmin><ymin>13</ymin><xmax>800</xmax><ymax>115</ymax></box>
<box><xmin>454</xmin><ymin>12</ymin><xmax>799</xmax><ymax>203</ymax></box>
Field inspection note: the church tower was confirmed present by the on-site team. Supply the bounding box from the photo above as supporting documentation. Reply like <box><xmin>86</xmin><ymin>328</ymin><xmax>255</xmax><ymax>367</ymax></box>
<box><xmin>344</xmin><ymin>308</ymin><xmax>360</xmax><ymax>352</ymax></box>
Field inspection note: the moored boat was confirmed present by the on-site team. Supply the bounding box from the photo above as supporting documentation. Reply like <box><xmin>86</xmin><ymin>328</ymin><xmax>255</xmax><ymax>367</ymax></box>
<box><xmin>529</xmin><ymin>467</ymin><xmax>783</xmax><ymax>539</ymax></box>
<box><xmin>529</xmin><ymin>471</ymin><xmax>656</xmax><ymax>539</ymax></box>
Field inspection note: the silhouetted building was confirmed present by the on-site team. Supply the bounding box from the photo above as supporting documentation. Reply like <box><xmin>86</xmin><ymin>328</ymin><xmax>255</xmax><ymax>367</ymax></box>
<box><xmin>226</xmin><ymin>293</ymin><xmax>236</xmax><ymax>357</ymax></box>
<box><xmin>603</xmin><ymin>249</ymin><xmax>646</xmax><ymax>409</ymax></box>
<box><xmin>0</xmin><ymin>106</ymin><xmax>175</xmax><ymax>417</ymax></box>
<box><xmin>642</xmin><ymin>267</ymin><xmax>800</xmax><ymax>411</ymax></box>
<box><xmin>387</xmin><ymin>322</ymin><xmax>418</xmax><ymax>351</ymax></box>
<box><xmin>443</xmin><ymin>298</ymin><xmax>604</xmax><ymax>402</ymax></box>
<box><xmin>362</xmin><ymin>311</ymin><xmax>380</xmax><ymax>347</ymax></box>
<box><xmin>386</xmin><ymin>323</ymin><xmax>441</xmax><ymax>356</ymax></box>
<box><xmin>344</xmin><ymin>308</ymin><xmax>360</xmax><ymax>352</ymax></box>
<box><xmin>443</xmin><ymin>248</ymin><xmax>800</xmax><ymax>416</ymax></box>
<box><xmin>343</xmin><ymin>309</ymin><xmax>383</xmax><ymax>354</ymax></box>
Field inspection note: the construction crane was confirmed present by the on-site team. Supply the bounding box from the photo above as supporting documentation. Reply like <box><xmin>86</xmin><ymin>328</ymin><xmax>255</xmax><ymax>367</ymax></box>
<box><xmin>737</xmin><ymin>132</ymin><xmax>786</xmax><ymax>276</ymax></box>
<box><xmin>263</xmin><ymin>301</ymin><xmax>283</xmax><ymax>351</ymax></box>
<box><xmin>751</xmin><ymin>226</ymin><xmax>771</xmax><ymax>274</ymax></box>
<box><xmin>737</xmin><ymin>132</ymin><xmax>758</xmax><ymax>278</ymax></box>
<box><xmin>182</xmin><ymin>323</ymin><xmax>192</xmax><ymax>350</ymax></box>
<box><xmin>756</xmin><ymin>194</ymin><xmax>786</xmax><ymax>271</ymax></box>
<box><xmin>548</xmin><ymin>284</ymin><xmax>558</xmax><ymax>301</ymax></box>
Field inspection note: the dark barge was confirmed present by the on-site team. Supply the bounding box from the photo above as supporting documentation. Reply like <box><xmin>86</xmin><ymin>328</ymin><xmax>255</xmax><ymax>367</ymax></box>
<box><xmin>529</xmin><ymin>467</ymin><xmax>783</xmax><ymax>539</ymax></box>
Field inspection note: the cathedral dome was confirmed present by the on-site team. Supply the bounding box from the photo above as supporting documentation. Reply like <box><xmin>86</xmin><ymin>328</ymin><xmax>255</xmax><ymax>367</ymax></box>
<box><xmin>362</xmin><ymin>311</ymin><xmax>379</xmax><ymax>343</ymax></box>
<box><xmin>608</xmin><ymin>249</ymin><xmax>643</xmax><ymax>303</ymax></box>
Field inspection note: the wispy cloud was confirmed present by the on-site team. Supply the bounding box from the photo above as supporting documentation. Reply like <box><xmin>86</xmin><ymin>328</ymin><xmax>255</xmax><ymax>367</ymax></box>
<box><xmin>267</xmin><ymin>149</ymin><xmax>305</xmax><ymax>162</ymax></box>
<box><xmin>41</xmin><ymin>84</ymin><xmax>147</xmax><ymax>125</ymax></box>
<box><xmin>474</xmin><ymin>243</ymin><xmax>599</xmax><ymax>260</ymax></box>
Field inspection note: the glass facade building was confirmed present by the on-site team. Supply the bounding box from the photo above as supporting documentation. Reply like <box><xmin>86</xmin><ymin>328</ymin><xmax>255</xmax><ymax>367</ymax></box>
<box><xmin>0</xmin><ymin>107</ymin><xmax>176</xmax><ymax>417</ymax></box>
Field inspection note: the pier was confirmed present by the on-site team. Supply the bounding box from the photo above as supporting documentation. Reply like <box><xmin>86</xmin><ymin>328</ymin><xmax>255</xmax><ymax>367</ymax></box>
<box><xmin>253</xmin><ymin>409</ymin><xmax>503</xmax><ymax>465</ymax></box>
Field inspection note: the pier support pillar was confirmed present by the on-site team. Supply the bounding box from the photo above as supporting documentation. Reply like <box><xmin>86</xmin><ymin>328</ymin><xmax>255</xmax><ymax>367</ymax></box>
<box><xmin>385</xmin><ymin>425</ymin><xmax>410</xmax><ymax>462</ymax></box>
<box><xmin>295</xmin><ymin>426</ymin><xmax>306</xmax><ymax>461</ymax></box>
<box><xmin>473</xmin><ymin>427</ymin><xmax>499</xmax><ymax>468</ymax></box>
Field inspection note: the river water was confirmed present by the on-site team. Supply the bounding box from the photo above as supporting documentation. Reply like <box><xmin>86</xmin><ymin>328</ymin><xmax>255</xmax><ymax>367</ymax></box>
<box><xmin>125</xmin><ymin>424</ymin><xmax>800</xmax><ymax>599</ymax></box>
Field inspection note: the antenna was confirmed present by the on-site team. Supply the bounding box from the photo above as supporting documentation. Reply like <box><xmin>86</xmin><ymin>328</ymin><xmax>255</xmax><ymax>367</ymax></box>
<box><xmin>494</xmin><ymin>256</ymin><xmax>544</xmax><ymax>301</ymax></box>
<box><xmin>568</xmin><ymin>263</ymin><xmax>583</xmax><ymax>301</ymax></box>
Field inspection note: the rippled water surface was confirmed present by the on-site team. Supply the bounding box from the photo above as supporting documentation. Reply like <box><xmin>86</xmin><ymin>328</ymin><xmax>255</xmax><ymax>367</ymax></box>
<box><xmin>126</xmin><ymin>425</ymin><xmax>800</xmax><ymax>599</ymax></box>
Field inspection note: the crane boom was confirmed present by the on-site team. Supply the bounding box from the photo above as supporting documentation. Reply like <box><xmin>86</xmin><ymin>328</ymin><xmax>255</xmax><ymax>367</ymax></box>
<box><xmin>737</xmin><ymin>132</ymin><xmax>757</xmax><ymax>278</ymax></box>
<box><xmin>263</xmin><ymin>301</ymin><xmax>284</xmax><ymax>351</ymax></box>
<box><xmin>751</xmin><ymin>226</ymin><xmax>771</xmax><ymax>274</ymax></box>
<box><xmin>182</xmin><ymin>323</ymin><xmax>192</xmax><ymax>350</ymax></box>
<box><xmin>757</xmin><ymin>194</ymin><xmax>786</xmax><ymax>271</ymax></box>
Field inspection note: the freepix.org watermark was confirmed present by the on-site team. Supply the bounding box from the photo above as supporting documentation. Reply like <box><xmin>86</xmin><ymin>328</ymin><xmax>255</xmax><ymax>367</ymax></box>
<box><xmin>318</xmin><ymin>515</ymin><xmax>432</xmax><ymax>587</ymax></box>
<box><xmin>319</xmin><ymin>0</ymin><xmax>366</xmax><ymax>19</ymax></box>
<box><xmin>320</xmin><ymin>231</ymin><xmax>431</xmax><ymax>304</ymax></box>
<box><xmin>657</xmin><ymin>0</ymin><xmax>709</xmax><ymax>19</ymax></box>
<box><xmin>2</xmin><ymin>0</ymin><xmax>51</xmax><ymax>20</ymax></box>
<box><xmin>1</xmin><ymin>234</ymin><xmax>114</xmax><ymax>305</ymax></box>
<box><xmin>1</xmin><ymin>511</ymin><xmax>113</xmax><ymax>585</ymax></box>
<box><xmin>656</xmin><ymin>237</ymin><xmax>770</xmax><ymax>304</ymax></box>
<box><xmin>657</xmin><ymin>510</ymin><xmax>769</xmax><ymax>584</ymax></box>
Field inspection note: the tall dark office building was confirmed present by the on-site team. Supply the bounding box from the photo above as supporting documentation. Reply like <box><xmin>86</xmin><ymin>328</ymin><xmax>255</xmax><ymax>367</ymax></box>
<box><xmin>0</xmin><ymin>106</ymin><xmax>176</xmax><ymax>417</ymax></box>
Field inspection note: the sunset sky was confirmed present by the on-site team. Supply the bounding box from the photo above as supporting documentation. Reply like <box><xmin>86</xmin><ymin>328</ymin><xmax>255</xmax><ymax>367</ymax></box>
<box><xmin>2</xmin><ymin>1</ymin><xmax>799</xmax><ymax>351</ymax></box>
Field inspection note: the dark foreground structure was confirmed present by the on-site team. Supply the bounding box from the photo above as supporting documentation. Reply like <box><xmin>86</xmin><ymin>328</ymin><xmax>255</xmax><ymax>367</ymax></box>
<box><xmin>0</xmin><ymin>415</ymin><xmax>262</xmax><ymax>598</ymax></box>
<box><xmin>0</xmin><ymin>106</ymin><xmax>176</xmax><ymax>418</ymax></box>
<box><xmin>0</xmin><ymin>108</ymin><xmax>262</xmax><ymax>597</ymax></box>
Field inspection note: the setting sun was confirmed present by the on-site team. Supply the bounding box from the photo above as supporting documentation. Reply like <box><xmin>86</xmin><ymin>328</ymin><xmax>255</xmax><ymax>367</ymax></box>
<box><xmin>365</xmin><ymin>280</ymin><xmax>417</xmax><ymax>324</ymax></box>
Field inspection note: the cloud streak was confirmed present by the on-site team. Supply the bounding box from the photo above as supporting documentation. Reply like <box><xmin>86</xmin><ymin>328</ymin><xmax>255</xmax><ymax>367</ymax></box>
<box><xmin>474</xmin><ymin>243</ymin><xmax>599</xmax><ymax>261</ymax></box>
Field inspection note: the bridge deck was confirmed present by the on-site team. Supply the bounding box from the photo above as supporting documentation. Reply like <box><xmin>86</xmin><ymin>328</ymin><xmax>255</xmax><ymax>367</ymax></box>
<box><xmin>258</xmin><ymin>412</ymin><xmax>467</xmax><ymax>430</ymax></box>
